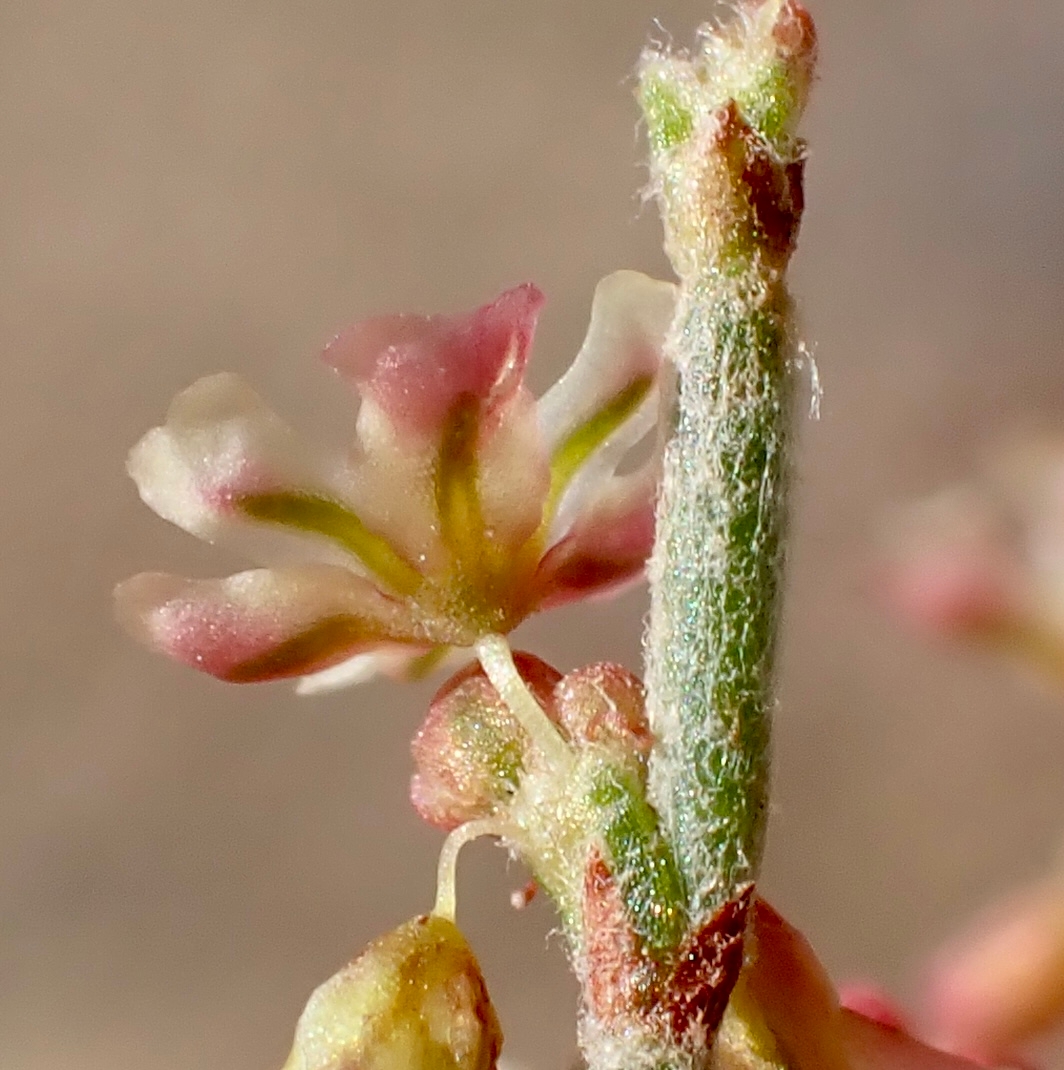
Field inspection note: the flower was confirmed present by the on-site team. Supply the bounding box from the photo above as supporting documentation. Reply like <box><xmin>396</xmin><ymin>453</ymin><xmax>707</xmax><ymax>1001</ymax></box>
<box><xmin>881</xmin><ymin>435</ymin><xmax>1064</xmax><ymax>682</ymax></box>
<box><xmin>924</xmin><ymin>872</ymin><xmax>1064</xmax><ymax>1066</ymax></box>
<box><xmin>115</xmin><ymin>271</ymin><xmax>676</xmax><ymax>692</ymax></box>
<box><xmin>280</xmin><ymin>913</ymin><xmax>502</xmax><ymax>1070</ymax></box>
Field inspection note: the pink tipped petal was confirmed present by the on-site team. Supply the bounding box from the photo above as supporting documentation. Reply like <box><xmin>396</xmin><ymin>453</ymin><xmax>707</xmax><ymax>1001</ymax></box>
<box><xmin>881</xmin><ymin>551</ymin><xmax>1021</xmax><ymax>640</ymax></box>
<box><xmin>128</xmin><ymin>373</ymin><xmax>364</xmax><ymax>570</ymax></box>
<box><xmin>537</xmin><ymin>271</ymin><xmax>675</xmax><ymax>536</ymax></box>
<box><xmin>538</xmin><ymin>271</ymin><xmax>675</xmax><ymax>452</ymax></box>
<box><xmin>882</xmin><ymin>485</ymin><xmax>1034</xmax><ymax>644</ymax></box>
<box><xmin>839</xmin><ymin>985</ymin><xmax>910</xmax><ymax>1033</ymax></box>
<box><xmin>534</xmin><ymin>470</ymin><xmax>657</xmax><ymax>609</ymax></box>
<box><xmin>738</xmin><ymin>900</ymin><xmax>986</xmax><ymax>1070</ymax></box>
<box><xmin>115</xmin><ymin>566</ymin><xmax>430</xmax><ymax>683</ymax></box>
<box><xmin>129</xmin><ymin>373</ymin><xmax>307</xmax><ymax>536</ymax></box>
<box><xmin>323</xmin><ymin>284</ymin><xmax>545</xmax><ymax>439</ymax></box>
<box><xmin>744</xmin><ymin>899</ymin><xmax>850</xmax><ymax>1070</ymax></box>
<box><xmin>840</xmin><ymin>1012</ymin><xmax>993</xmax><ymax>1070</ymax></box>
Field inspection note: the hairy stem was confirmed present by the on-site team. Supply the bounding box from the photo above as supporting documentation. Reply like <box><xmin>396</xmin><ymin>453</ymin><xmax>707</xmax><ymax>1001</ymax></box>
<box><xmin>648</xmin><ymin>281</ymin><xmax>792</xmax><ymax>920</ymax></box>
<box><xmin>565</xmin><ymin>8</ymin><xmax>817</xmax><ymax>1070</ymax></box>
<box><xmin>639</xmin><ymin>0</ymin><xmax>816</xmax><ymax>922</ymax></box>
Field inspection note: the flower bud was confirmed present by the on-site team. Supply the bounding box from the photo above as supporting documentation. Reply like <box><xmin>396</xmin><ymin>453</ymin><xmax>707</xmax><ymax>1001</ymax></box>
<box><xmin>281</xmin><ymin>914</ymin><xmax>502</xmax><ymax>1070</ymax></box>
<box><xmin>552</xmin><ymin>662</ymin><xmax>651</xmax><ymax>761</ymax></box>
<box><xmin>410</xmin><ymin>653</ymin><xmax>561</xmax><ymax>830</ymax></box>
<box><xmin>637</xmin><ymin>0</ymin><xmax>816</xmax><ymax>281</ymax></box>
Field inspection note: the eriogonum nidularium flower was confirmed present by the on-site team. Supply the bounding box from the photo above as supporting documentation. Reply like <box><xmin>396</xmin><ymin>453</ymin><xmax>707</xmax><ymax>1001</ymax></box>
<box><xmin>115</xmin><ymin>271</ymin><xmax>675</xmax><ymax>692</ymax></box>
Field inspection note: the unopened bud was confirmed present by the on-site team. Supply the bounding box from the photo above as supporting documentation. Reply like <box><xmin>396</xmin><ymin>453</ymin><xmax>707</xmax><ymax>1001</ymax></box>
<box><xmin>410</xmin><ymin>653</ymin><xmax>561</xmax><ymax>830</ymax></box>
<box><xmin>638</xmin><ymin>0</ymin><xmax>816</xmax><ymax>281</ymax></box>
<box><xmin>553</xmin><ymin>662</ymin><xmax>651</xmax><ymax>763</ymax></box>
<box><xmin>281</xmin><ymin>914</ymin><xmax>502</xmax><ymax>1070</ymax></box>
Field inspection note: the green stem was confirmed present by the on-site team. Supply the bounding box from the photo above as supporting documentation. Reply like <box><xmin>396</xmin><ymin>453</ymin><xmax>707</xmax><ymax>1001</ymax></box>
<box><xmin>639</xmin><ymin>0</ymin><xmax>815</xmax><ymax>921</ymax></box>
<box><xmin>647</xmin><ymin>280</ymin><xmax>792</xmax><ymax>921</ymax></box>
<box><xmin>567</xmin><ymin>8</ymin><xmax>815</xmax><ymax>1069</ymax></box>
<box><xmin>588</xmin><ymin>765</ymin><xmax>689</xmax><ymax>956</ymax></box>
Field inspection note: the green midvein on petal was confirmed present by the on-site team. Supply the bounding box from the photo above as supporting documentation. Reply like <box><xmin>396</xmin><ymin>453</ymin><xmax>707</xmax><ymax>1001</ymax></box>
<box><xmin>543</xmin><ymin>376</ymin><xmax>653</xmax><ymax>529</ymax></box>
<box><xmin>235</xmin><ymin>490</ymin><xmax>423</xmax><ymax>597</ymax></box>
<box><xmin>435</xmin><ymin>394</ymin><xmax>486</xmax><ymax>566</ymax></box>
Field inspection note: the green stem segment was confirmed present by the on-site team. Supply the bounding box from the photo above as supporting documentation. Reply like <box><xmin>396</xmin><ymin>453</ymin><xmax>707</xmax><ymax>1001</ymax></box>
<box><xmin>571</xmin><ymin>7</ymin><xmax>815</xmax><ymax>1068</ymax></box>
<box><xmin>647</xmin><ymin>282</ymin><xmax>793</xmax><ymax>921</ymax></box>
<box><xmin>639</xmin><ymin>0</ymin><xmax>816</xmax><ymax>922</ymax></box>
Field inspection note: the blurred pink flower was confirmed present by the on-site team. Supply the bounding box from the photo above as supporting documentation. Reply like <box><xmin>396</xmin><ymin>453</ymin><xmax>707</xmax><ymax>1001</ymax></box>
<box><xmin>879</xmin><ymin>436</ymin><xmax>1063</xmax><ymax>1067</ymax></box>
<box><xmin>116</xmin><ymin>271</ymin><xmax>675</xmax><ymax>691</ymax></box>
<box><xmin>924</xmin><ymin>873</ymin><xmax>1064</xmax><ymax>1066</ymax></box>
<box><xmin>881</xmin><ymin>436</ymin><xmax>1064</xmax><ymax>681</ymax></box>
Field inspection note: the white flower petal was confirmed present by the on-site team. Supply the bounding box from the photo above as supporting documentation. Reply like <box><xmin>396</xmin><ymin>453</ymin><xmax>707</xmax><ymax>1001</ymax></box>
<box><xmin>537</xmin><ymin>271</ymin><xmax>675</xmax><ymax>541</ymax></box>
<box><xmin>296</xmin><ymin>649</ymin><xmax>417</xmax><ymax>694</ymax></box>
<box><xmin>129</xmin><ymin>373</ymin><xmax>357</xmax><ymax>569</ymax></box>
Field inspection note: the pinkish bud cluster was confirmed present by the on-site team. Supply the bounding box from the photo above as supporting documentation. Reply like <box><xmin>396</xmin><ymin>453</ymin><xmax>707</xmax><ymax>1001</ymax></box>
<box><xmin>410</xmin><ymin>654</ymin><xmax>650</xmax><ymax>834</ymax></box>
<box><xmin>411</xmin><ymin>653</ymin><xmax>562</xmax><ymax>831</ymax></box>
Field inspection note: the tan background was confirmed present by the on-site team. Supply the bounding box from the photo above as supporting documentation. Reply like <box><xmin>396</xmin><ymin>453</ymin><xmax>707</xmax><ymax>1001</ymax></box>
<box><xmin>5</xmin><ymin>1</ymin><xmax>1064</xmax><ymax>1066</ymax></box>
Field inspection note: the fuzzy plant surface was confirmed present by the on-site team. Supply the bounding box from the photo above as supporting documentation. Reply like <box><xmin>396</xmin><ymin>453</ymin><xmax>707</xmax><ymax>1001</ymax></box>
<box><xmin>639</xmin><ymin>0</ymin><xmax>815</xmax><ymax>924</ymax></box>
<box><xmin>114</xmin><ymin>3</ymin><xmax>995</xmax><ymax>1070</ymax></box>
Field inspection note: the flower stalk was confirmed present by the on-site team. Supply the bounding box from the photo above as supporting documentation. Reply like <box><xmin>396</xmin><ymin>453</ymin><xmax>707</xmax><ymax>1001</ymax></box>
<box><xmin>474</xmin><ymin>634</ymin><xmax>573</xmax><ymax>772</ymax></box>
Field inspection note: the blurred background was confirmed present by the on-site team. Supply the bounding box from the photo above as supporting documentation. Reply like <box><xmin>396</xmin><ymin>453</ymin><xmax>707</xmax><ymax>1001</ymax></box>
<box><xmin>5</xmin><ymin>0</ymin><xmax>1064</xmax><ymax>1066</ymax></box>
